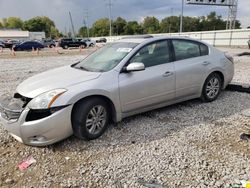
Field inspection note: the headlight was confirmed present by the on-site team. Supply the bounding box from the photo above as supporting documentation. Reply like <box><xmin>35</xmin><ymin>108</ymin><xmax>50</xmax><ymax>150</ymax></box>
<box><xmin>28</xmin><ymin>89</ymin><xmax>67</xmax><ymax>110</ymax></box>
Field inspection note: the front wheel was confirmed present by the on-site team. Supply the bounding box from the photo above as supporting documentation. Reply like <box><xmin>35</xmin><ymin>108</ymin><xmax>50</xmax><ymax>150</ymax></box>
<box><xmin>80</xmin><ymin>44</ymin><xmax>87</xmax><ymax>49</ymax></box>
<box><xmin>201</xmin><ymin>73</ymin><xmax>222</xmax><ymax>102</ymax></box>
<box><xmin>72</xmin><ymin>98</ymin><xmax>110</xmax><ymax>140</ymax></box>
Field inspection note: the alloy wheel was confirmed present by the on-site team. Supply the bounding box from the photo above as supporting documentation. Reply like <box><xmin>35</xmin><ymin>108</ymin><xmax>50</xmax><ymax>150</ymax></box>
<box><xmin>206</xmin><ymin>77</ymin><xmax>220</xmax><ymax>99</ymax></box>
<box><xmin>85</xmin><ymin>105</ymin><xmax>107</xmax><ymax>135</ymax></box>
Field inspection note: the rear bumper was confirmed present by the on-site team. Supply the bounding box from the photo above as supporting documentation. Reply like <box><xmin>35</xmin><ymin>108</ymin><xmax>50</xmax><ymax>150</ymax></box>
<box><xmin>0</xmin><ymin>105</ymin><xmax>73</xmax><ymax>146</ymax></box>
<box><xmin>224</xmin><ymin>61</ymin><xmax>234</xmax><ymax>89</ymax></box>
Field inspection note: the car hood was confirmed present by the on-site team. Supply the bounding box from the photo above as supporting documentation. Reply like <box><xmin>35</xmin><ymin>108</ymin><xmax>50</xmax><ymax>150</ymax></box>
<box><xmin>17</xmin><ymin>66</ymin><xmax>101</xmax><ymax>98</ymax></box>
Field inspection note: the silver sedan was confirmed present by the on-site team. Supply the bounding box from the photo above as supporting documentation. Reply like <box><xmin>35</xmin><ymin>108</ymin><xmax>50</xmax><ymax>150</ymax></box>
<box><xmin>0</xmin><ymin>36</ymin><xmax>234</xmax><ymax>146</ymax></box>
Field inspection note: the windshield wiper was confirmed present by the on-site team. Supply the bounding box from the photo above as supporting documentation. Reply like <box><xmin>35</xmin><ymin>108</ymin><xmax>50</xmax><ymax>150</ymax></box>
<box><xmin>79</xmin><ymin>66</ymin><xmax>90</xmax><ymax>71</ymax></box>
<box><xmin>71</xmin><ymin>61</ymin><xmax>80</xmax><ymax>67</ymax></box>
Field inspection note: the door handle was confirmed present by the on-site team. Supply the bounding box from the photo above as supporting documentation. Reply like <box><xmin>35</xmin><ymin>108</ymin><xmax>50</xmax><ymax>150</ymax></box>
<box><xmin>163</xmin><ymin>71</ymin><xmax>174</xmax><ymax>77</ymax></box>
<box><xmin>202</xmin><ymin>61</ymin><xmax>211</xmax><ymax>66</ymax></box>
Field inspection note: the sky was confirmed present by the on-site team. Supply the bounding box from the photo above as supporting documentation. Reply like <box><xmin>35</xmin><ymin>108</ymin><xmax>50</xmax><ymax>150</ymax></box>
<box><xmin>0</xmin><ymin>0</ymin><xmax>249</xmax><ymax>33</ymax></box>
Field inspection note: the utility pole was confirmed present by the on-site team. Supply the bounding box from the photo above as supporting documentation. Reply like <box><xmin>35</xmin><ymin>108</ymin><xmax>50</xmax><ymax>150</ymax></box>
<box><xmin>180</xmin><ymin>0</ymin><xmax>184</xmax><ymax>33</ymax></box>
<box><xmin>69</xmin><ymin>11</ymin><xmax>76</xmax><ymax>38</ymax></box>
<box><xmin>169</xmin><ymin>8</ymin><xmax>173</xmax><ymax>33</ymax></box>
<box><xmin>105</xmin><ymin>0</ymin><xmax>114</xmax><ymax>36</ymax></box>
<box><xmin>83</xmin><ymin>9</ymin><xmax>90</xmax><ymax>38</ymax></box>
<box><xmin>64</xmin><ymin>27</ymin><xmax>67</xmax><ymax>37</ymax></box>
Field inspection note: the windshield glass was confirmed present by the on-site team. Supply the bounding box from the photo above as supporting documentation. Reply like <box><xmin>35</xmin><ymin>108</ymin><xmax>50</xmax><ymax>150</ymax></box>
<box><xmin>74</xmin><ymin>42</ymin><xmax>138</xmax><ymax>72</ymax></box>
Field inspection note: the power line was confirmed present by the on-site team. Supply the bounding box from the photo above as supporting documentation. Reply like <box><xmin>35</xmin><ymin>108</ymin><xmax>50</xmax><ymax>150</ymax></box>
<box><xmin>180</xmin><ymin>0</ymin><xmax>184</xmax><ymax>33</ymax></box>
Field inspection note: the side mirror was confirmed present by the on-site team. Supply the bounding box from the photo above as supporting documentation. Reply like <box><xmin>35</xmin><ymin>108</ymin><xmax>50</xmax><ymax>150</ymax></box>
<box><xmin>125</xmin><ymin>62</ymin><xmax>145</xmax><ymax>72</ymax></box>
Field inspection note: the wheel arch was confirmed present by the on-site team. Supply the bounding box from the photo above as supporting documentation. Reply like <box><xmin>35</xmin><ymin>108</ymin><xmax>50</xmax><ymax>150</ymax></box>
<box><xmin>209</xmin><ymin>70</ymin><xmax>225</xmax><ymax>88</ymax></box>
<box><xmin>199</xmin><ymin>70</ymin><xmax>225</xmax><ymax>97</ymax></box>
<box><xmin>71</xmin><ymin>95</ymin><xmax>118</xmax><ymax>123</ymax></box>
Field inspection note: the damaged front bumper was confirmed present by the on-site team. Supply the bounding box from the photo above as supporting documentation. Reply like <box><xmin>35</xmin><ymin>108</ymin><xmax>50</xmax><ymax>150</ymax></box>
<box><xmin>0</xmin><ymin>94</ymin><xmax>73</xmax><ymax>146</ymax></box>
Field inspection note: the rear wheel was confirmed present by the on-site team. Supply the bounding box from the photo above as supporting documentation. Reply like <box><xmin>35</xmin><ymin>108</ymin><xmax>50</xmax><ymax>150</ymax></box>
<box><xmin>72</xmin><ymin>98</ymin><xmax>110</xmax><ymax>140</ymax></box>
<box><xmin>201</xmin><ymin>73</ymin><xmax>222</xmax><ymax>102</ymax></box>
<box><xmin>63</xmin><ymin>45</ymin><xmax>69</xmax><ymax>49</ymax></box>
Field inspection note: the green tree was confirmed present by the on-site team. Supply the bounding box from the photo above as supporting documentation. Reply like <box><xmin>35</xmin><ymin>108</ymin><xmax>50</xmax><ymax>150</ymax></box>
<box><xmin>183</xmin><ymin>16</ymin><xmax>200</xmax><ymax>32</ymax></box>
<box><xmin>91</xmin><ymin>18</ymin><xmax>109</xmax><ymax>37</ymax></box>
<box><xmin>23</xmin><ymin>16</ymin><xmax>56</xmax><ymax>37</ymax></box>
<box><xmin>124</xmin><ymin>21</ymin><xmax>143</xmax><ymax>35</ymax></box>
<box><xmin>113</xmin><ymin>17</ymin><xmax>127</xmax><ymax>35</ymax></box>
<box><xmin>142</xmin><ymin>16</ymin><xmax>160</xmax><ymax>34</ymax></box>
<box><xmin>198</xmin><ymin>11</ymin><xmax>241</xmax><ymax>31</ymax></box>
<box><xmin>78</xmin><ymin>26</ymin><xmax>88</xmax><ymax>38</ymax></box>
<box><xmin>234</xmin><ymin>20</ymin><xmax>241</xmax><ymax>29</ymax></box>
<box><xmin>1</xmin><ymin>18</ymin><xmax>8</xmax><ymax>28</ymax></box>
<box><xmin>199</xmin><ymin>12</ymin><xmax>225</xmax><ymax>30</ymax></box>
<box><xmin>0</xmin><ymin>21</ymin><xmax>3</xmax><ymax>28</ymax></box>
<box><xmin>4</xmin><ymin>17</ymin><xmax>24</xmax><ymax>29</ymax></box>
<box><xmin>50</xmin><ymin>26</ymin><xmax>61</xmax><ymax>39</ymax></box>
<box><xmin>160</xmin><ymin>16</ymin><xmax>180</xmax><ymax>33</ymax></box>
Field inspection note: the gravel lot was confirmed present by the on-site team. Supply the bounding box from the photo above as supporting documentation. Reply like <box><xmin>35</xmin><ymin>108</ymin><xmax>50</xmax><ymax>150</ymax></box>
<box><xmin>0</xmin><ymin>48</ymin><xmax>249</xmax><ymax>188</ymax></box>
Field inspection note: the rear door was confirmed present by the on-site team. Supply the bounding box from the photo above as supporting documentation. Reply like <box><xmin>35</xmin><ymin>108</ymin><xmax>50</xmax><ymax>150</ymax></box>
<box><xmin>119</xmin><ymin>40</ymin><xmax>176</xmax><ymax>112</ymax></box>
<box><xmin>171</xmin><ymin>39</ymin><xmax>210</xmax><ymax>99</ymax></box>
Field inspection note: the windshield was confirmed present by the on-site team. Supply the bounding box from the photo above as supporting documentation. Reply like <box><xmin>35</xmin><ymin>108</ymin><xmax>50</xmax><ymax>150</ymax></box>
<box><xmin>74</xmin><ymin>42</ymin><xmax>138</xmax><ymax>72</ymax></box>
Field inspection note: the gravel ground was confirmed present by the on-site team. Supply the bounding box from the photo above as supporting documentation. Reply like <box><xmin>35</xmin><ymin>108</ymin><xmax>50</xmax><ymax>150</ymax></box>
<box><xmin>0</xmin><ymin>48</ymin><xmax>249</xmax><ymax>188</ymax></box>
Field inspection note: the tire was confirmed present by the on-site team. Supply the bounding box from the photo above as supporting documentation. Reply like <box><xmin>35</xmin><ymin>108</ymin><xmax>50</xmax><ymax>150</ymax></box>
<box><xmin>63</xmin><ymin>45</ymin><xmax>69</xmax><ymax>49</ymax></box>
<box><xmin>201</xmin><ymin>73</ymin><xmax>222</xmax><ymax>102</ymax></box>
<box><xmin>72</xmin><ymin>98</ymin><xmax>110</xmax><ymax>140</ymax></box>
<box><xmin>50</xmin><ymin>44</ymin><xmax>55</xmax><ymax>48</ymax></box>
<box><xmin>80</xmin><ymin>44</ymin><xmax>87</xmax><ymax>49</ymax></box>
<box><xmin>89</xmin><ymin>43</ymin><xmax>94</xmax><ymax>47</ymax></box>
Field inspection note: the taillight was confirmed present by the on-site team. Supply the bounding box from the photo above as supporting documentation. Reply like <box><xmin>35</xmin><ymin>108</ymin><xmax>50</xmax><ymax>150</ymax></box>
<box><xmin>225</xmin><ymin>53</ymin><xmax>234</xmax><ymax>63</ymax></box>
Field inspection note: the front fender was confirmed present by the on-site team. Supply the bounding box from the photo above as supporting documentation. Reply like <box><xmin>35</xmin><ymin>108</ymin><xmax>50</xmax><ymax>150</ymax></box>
<box><xmin>51</xmin><ymin>88</ymin><xmax>122</xmax><ymax>122</ymax></box>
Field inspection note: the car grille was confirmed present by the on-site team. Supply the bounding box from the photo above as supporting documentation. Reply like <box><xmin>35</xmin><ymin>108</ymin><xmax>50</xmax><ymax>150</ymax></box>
<box><xmin>0</xmin><ymin>104</ymin><xmax>22</xmax><ymax>121</ymax></box>
<box><xmin>0</xmin><ymin>93</ymin><xmax>31</xmax><ymax>121</ymax></box>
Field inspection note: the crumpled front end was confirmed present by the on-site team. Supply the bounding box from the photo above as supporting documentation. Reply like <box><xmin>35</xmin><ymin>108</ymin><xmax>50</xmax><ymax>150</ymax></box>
<box><xmin>0</xmin><ymin>93</ymin><xmax>73</xmax><ymax>146</ymax></box>
<box><xmin>0</xmin><ymin>94</ymin><xmax>30</xmax><ymax>122</ymax></box>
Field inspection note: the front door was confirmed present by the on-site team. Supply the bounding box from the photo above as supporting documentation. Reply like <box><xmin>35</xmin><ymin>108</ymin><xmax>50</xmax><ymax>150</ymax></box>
<box><xmin>119</xmin><ymin>40</ymin><xmax>176</xmax><ymax>113</ymax></box>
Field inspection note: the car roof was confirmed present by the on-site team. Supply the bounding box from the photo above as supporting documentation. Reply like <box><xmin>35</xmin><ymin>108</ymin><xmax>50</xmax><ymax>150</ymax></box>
<box><xmin>117</xmin><ymin>36</ymin><xmax>209</xmax><ymax>46</ymax></box>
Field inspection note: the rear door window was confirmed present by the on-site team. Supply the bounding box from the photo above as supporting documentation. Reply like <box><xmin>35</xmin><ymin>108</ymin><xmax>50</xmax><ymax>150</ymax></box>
<box><xmin>200</xmin><ymin>43</ymin><xmax>209</xmax><ymax>56</ymax></box>
<box><xmin>172</xmin><ymin>39</ymin><xmax>209</xmax><ymax>61</ymax></box>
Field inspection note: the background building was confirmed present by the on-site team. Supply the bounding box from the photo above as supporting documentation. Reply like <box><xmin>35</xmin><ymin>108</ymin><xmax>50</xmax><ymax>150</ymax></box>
<box><xmin>0</xmin><ymin>30</ymin><xmax>45</xmax><ymax>41</ymax></box>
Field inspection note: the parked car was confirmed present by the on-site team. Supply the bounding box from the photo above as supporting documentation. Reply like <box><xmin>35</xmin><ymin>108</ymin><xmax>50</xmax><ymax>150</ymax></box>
<box><xmin>13</xmin><ymin>41</ymin><xmax>44</xmax><ymax>51</ymax></box>
<box><xmin>0</xmin><ymin>41</ymin><xmax>5</xmax><ymax>48</ymax></box>
<box><xmin>82</xmin><ymin>38</ymin><xmax>96</xmax><ymax>47</ymax></box>
<box><xmin>4</xmin><ymin>39</ymin><xmax>21</xmax><ymax>48</ymax></box>
<box><xmin>0</xmin><ymin>36</ymin><xmax>234</xmax><ymax>146</ymax></box>
<box><xmin>96</xmin><ymin>38</ymin><xmax>107</xmax><ymax>43</ymax></box>
<box><xmin>59</xmin><ymin>38</ymin><xmax>87</xmax><ymax>49</ymax></box>
<box><xmin>42</xmin><ymin>39</ymin><xmax>56</xmax><ymax>48</ymax></box>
